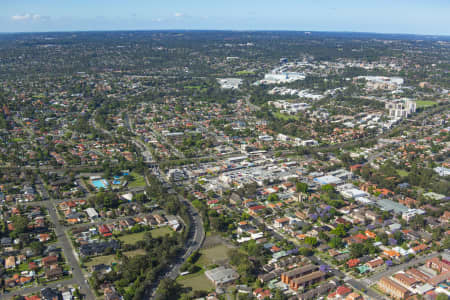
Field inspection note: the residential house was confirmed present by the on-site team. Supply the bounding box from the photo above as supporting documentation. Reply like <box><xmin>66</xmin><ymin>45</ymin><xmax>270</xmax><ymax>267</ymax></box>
<box><xmin>5</xmin><ymin>256</ymin><xmax>15</xmax><ymax>269</ymax></box>
<box><xmin>274</xmin><ymin>217</ymin><xmax>290</xmax><ymax>229</ymax></box>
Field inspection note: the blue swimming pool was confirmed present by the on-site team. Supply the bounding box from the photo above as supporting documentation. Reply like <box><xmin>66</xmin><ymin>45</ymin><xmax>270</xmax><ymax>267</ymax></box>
<box><xmin>92</xmin><ymin>179</ymin><xmax>108</xmax><ymax>189</ymax></box>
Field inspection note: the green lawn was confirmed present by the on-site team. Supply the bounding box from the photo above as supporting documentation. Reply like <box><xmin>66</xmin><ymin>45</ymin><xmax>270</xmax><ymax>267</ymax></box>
<box><xmin>119</xmin><ymin>227</ymin><xmax>172</xmax><ymax>245</ymax></box>
<box><xmin>196</xmin><ymin>244</ymin><xmax>231</xmax><ymax>266</ymax></box>
<box><xmin>124</xmin><ymin>249</ymin><xmax>146</xmax><ymax>257</ymax></box>
<box><xmin>128</xmin><ymin>172</ymin><xmax>146</xmax><ymax>188</ymax></box>
<box><xmin>178</xmin><ymin>272</ymin><xmax>214</xmax><ymax>292</ymax></box>
<box><xmin>84</xmin><ymin>255</ymin><xmax>118</xmax><ymax>268</ymax></box>
<box><xmin>184</xmin><ymin>85</ymin><xmax>202</xmax><ymax>90</ymax></box>
<box><xmin>274</xmin><ymin>111</ymin><xmax>299</xmax><ymax>121</ymax></box>
<box><xmin>17</xmin><ymin>263</ymin><xmax>29</xmax><ymax>272</ymax></box>
<box><xmin>397</xmin><ymin>169</ymin><xmax>409</xmax><ymax>177</ymax></box>
<box><xmin>415</xmin><ymin>100</ymin><xmax>437</xmax><ymax>108</ymax></box>
<box><xmin>150</xmin><ymin>226</ymin><xmax>172</xmax><ymax>238</ymax></box>
<box><xmin>118</xmin><ymin>231</ymin><xmax>147</xmax><ymax>245</ymax></box>
<box><xmin>236</xmin><ymin>70</ymin><xmax>255</xmax><ymax>76</ymax></box>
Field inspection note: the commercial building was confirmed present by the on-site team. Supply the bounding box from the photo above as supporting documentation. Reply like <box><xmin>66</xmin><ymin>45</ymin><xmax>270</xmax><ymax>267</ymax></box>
<box><xmin>427</xmin><ymin>271</ymin><xmax>450</xmax><ymax>287</ymax></box>
<box><xmin>166</xmin><ymin>168</ymin><xmax>186</xmax><ymax>182</ymax></box>
<box><xmin>205</xmin><ymin>266</ymin><xmax>239</xmax><ymax>286</ymax></box>
<box><xmin>392</xmin><ymin>273</ymin><xmax>419</xmax><ymax>288</ymax></box>
<box><xmin>385</xmin><ymin>99</ymin><xmax>416</xmax><ymax>119</ymax></box>
<box><xmin>217</xmin><ymin>78</ymin><xmax>243</xmax><ymax>89</ymax></box>
<box><xmin>377</xmin><ymin>277</ymin><xmax>409</xmax><ymax>299</ymax></box>
<box><xmin>314</xmin><ymin>175</ymin><xmax>342</xmax><ymax>185</ymax></box>
<box><xmin>263</xmin><ymin>72</ymin><xmax>305</xmax><ymax>83</ymax></box>
<box><xmin>356</xmin><ymin>76</ymin><xmax>404</xmax><ymax>90</ymax></box>
<box><xmin>405</xmin><ymin>268</ymin><xmax>430</xmax><ymax>283</ymax></box>
<box><xmin>426</xmin><ymin>257</ymin><xmax>450</xmax><ymax>273</ymax></box>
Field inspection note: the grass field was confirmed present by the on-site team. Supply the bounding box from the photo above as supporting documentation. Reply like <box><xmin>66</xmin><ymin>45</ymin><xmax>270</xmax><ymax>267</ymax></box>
<box><xmin>118</xmin><ymin>231</ymin><xmax>147</xmax><ymax>245</ymax></box>
<box><xmin>415</xmin><ymin>100</ymin><xmax>437</xmax><ymax>108</ymax></box>
<box><xmin>274</xmin><ymin>111</ymin><xmax>299</xmax><ymax>121</ymax></box>
<box><xmin>184</xmin><ymin>85</ymin><xmax>202</xmax><ymax>90</ymax></box>
<box><xmin>197</xmin><ymin>244</ymin><xmax>231</xmax><ymax>266</ymax></box>
<box><xmin>236</xmin><ymin>70</ymin><xmax>255</xmax><ymax>76</ymax></box>
<box><xmin>84</xmin><ymin>255</ymin><xmax>118</xmax><ymax>268</ymax></box>
<box><xmin>124</xmin><ymin>249</ymin><xmax>146</xmax><ymax>257</ymax></box>
<box><xmin>397</xmin><ymin>169</ymin><xmax>409</xmax><ymax>177</ymax></box>
<box><xmin>128</xmin><ymin>172</ymin><xmax>146</xmax><ymax>188</ymax></box>
<box><xmin>178</xmin><ymin>272</ymin><xmax>214</xmax><ymax>292</ymax></box>
<box><xmin>151</xmin><ymin>226</ymin><xmax>172</xmax><ymax>237</ymax></box>
<box><xmin>119</xmin><ymin>227</ymin><xmax>172</xmax><ymax>245</ymax></box>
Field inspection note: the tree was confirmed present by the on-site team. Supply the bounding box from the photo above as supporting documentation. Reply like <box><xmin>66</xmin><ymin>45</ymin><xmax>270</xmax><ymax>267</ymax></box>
<box><xmin>410</xmin><ymin>215</ymin><xmax>426</xmax><ymax>230</ymax></box>
<box><xmin>331</xmin><ymin>224</ymin><xmax>347</xmax><ymax>237</ymax></box>
<box><xmin>30</xmin><ymin>241</ymin><xmax>44</xmax><ymax>256</ymax></box>
<box><xmin>298</xmin><ymin>248</ymin><xmax>313</xmax><ymax>256</ymax></box>
<box><xmin>10</xmin><ymin>215</ymin><xmax>28</xmax><ymax>238</ymax></box>
<box><xmin>268</xmin><ymin>193</ymin><xmax>279</xmax><ymax>202</ymax></box>
<box><xmin>321</xmin><ymin>184</ymin><xmax>335</xmax><ymax>193</ymax></box>
<box><xmin>329</xmin><ymin>237</ymin><xmax>344</xmax><ymax>249</ymax></box>
<box><xmin>296</xmin><ymin>182</ymin><xmax>308</xmax><ymax>193</ymax></box>
<box><xmin>304</xmin><ymin>237</ymin><xmax>318</xmax><ymax>247</ymax></box>
<box><xmin>436</xmin><ymin>293</ymin><xmax>448</xmax><ymax>300</ymax></box>
<box><xmin>273</xmin><ymin>289</ymin><xmax>288</xmax><ymax>300</ymax></box>
<box><xmin>376</xmin><ymin>232</ymin><xmax>389</xmax><ymax>246</ymax></box>
<box><xmin>318</xmin><ymin>231</ymin><xmax>329</xmax><ymax>242</ymax></box>
<box><xmin>350</xmin><ymin>243</ymin><xmax>366</xmax><ymax>258</ymax></box>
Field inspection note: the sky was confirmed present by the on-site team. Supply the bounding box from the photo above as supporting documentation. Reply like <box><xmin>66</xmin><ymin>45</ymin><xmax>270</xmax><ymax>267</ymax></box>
<box><xmin>1</xmin><ymin>0</ymin><xmax>450</xmax><ymax>35</ymax></box>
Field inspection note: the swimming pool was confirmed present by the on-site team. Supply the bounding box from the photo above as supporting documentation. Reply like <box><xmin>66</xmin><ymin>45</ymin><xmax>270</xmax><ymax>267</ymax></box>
<box><xmin>92</xmin><ymin>179</ymin><xmax>108</xmax><ymax>189</ymax></box>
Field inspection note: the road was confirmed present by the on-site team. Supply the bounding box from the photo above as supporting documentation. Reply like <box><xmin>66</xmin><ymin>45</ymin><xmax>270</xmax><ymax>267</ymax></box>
<box><xmin>120</xmin><ymin>114</ymin><xmax>205</xmax><ymax>299</ymax></box>
<box><xmin>2</xmin><ymin>199</ymin><xmax>95</xmax><ymax>300</ymax></box>
<box><xmin>365</xmin><ymin>251</ymin><xmax>446</xmax><ymax>285</ymax></box>
<box><xmin>344</xmin><ymin>251</ymin><xmax>449</xmax><ymax>300</ymax></box>
<box><xmin>249</xmin><ymin>214</ymin><xmax>448</xmax><ymax>300</ymax></box>
<box><xmin>147</xmin><ymin>193</ymin><xmax>205</xmax><ymax>299</ymax></box>
<box><xmin>47</xmin><ymin>201</ymin><xmax>96</xmax><ymax>300</ymax></box>
<box><xmin>5</xmin><ymin>278</ymin><xmax>79</xmax><ymax>299</ymax></box>
<box><xmin>345</xmin><ymin>278</ymin><xmax>387</xmax><ymax>300</ymax></box>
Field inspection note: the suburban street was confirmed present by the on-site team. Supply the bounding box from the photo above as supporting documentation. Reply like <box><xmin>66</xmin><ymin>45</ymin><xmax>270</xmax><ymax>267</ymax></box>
<box><xmin>365</xmin><ymin>250</ymin><xmax>449</xmax><ymax>285</ymax></box>
<box><xmin>3</xmin><ymin>199</ymin><xmax>95</xmax><ymax>300</ymax></box>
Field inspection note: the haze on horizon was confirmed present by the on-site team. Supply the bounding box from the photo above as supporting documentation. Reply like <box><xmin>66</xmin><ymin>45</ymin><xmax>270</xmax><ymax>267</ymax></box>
<box><xmin>1</xmin><ymin>0</ymin><xmax>450</xmax><ymax>36</ymax></box>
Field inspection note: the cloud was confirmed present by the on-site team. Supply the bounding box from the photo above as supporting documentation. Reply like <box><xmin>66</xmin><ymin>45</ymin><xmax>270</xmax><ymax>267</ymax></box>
<box><xmin>11</xmin><ymin>13</ymin><xmax>46</xmax><ymax>21</ymax></box>
<box><xmin>174</xmin><ymin>12</ymin><xmax>184</xmax><ymax>17</ymax></box>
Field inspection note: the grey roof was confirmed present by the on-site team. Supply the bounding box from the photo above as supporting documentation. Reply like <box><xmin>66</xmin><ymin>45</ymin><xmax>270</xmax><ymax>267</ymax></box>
<box><xmin>205</xmin><ymin>266</ymin><xmax>239</xmax><ymax>285</ymax></box>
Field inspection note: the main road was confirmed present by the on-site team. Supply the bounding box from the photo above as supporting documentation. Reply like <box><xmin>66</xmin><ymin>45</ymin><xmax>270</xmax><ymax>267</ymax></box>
<box><xmin>145</xmin><ymin>181</ymin><xmax>205</xmax><ymax>299</ymax></box>
<box><xmin>111</xmin><ymin>113</ymin><xmax>205</xmax><ymax>299</ymax></box>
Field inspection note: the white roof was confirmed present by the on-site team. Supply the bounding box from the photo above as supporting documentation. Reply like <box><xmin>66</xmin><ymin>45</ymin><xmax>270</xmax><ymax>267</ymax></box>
<box><xmin>85</xmin><ymin>207</ymin><xmax>98</xmax><ymax>218</ymax></box>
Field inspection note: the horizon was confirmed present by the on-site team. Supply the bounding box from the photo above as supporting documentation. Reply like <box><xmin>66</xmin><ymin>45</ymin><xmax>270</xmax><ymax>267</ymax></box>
<box><xmin>2</xmin><ymin>0</ymin><xmax>450</xmax><ymax>35</ymax></box>
<box><xmin>1</xmin><ymin>29</ymin><xmax>449</xmax><ymax>39</ymax></box>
